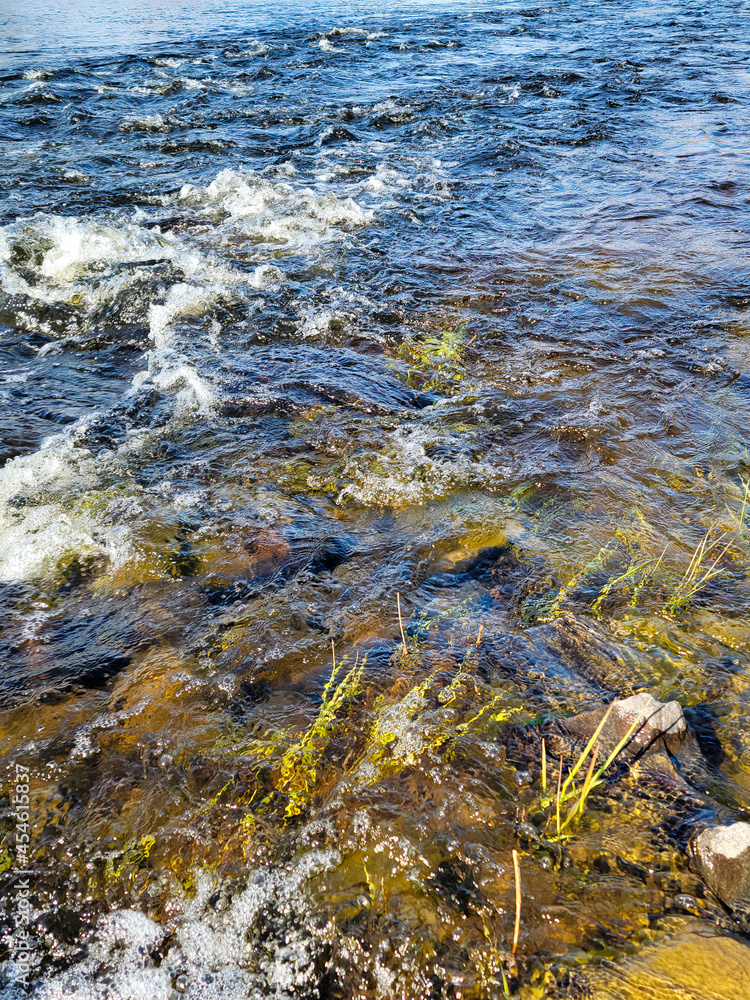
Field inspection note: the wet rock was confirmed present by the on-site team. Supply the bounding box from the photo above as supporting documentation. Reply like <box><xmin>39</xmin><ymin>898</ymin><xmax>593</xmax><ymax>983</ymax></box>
<box><xmin>423</xmin><ymin>532</ymin><xmax>549</xmax><ymax>617</ymax></box>
<box><xmin>198</xmin><ymin>529</ymin><xmax>351</xmax><ymax>605</ymax></box>
<box><xmin>0</xmin><ymin>602</ymin><xmax>141</xmax><ymax>710</ymax></box>
<box><xmin>562</xmin><ymin>692</ymin><xmax>689</xmax><ymax>758</ymax></box>
<box><xmin>185</xmin><ymin>756</ymin><xmax>233</xmax><ymax>799</ymax></box>
<box><xmin>223</xmin><ymin>345</ymin><xmax>435</xmax><ymax>417</ymax></box>
<box><xmin>478</xmin><ymin>628</ymin><xmax>607</xmax><ymax>703</ymax></box>
<box><xmin>104</xmin><ymin>646</ymin><xmax>215</xmax><ymax>756</ymax></box>
<box><xmin>684</xmin><ymin>705</ymin><xmax>725</xmax><ymax>768</ymax></box>
<box><xmin>432</xmin><ymin>539</ymin><xmax>516</xmax><ymax>577</ymax></box>
<box><xmin>690</xmin><ymin>822</ymin><xmax>750</xmax><ymax>916</ymax></box>
<box><xmin>198</xmin><ymin>527</ymin><xmax>291</xmax><ymax>582</ymax></box>
<box><xmin>308</xmin><ymin>536</ymin><xmax>351</xmax><ymax>574</ymax></box>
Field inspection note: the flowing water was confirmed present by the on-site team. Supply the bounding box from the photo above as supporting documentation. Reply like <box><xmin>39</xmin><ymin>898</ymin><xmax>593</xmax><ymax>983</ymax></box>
<box><xmin>2</xmin><ymin>0</ymin><xmax>750</xmax><ymax>996</ymax></box>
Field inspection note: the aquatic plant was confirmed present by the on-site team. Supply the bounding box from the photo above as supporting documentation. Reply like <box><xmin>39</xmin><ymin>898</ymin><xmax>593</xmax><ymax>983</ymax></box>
<box><xmin>529</xmin><ymin>488</ymin><xmax>746</xmax><ymax>623</ymax></box>
<box><xmin>473</xmin><ymin>913</ymin><xmax>513</xmax><ymax>999</ymax></box>
<box><xmin>664</xmin><ymin>527</ymin><xmax>732</xmax><ymax>616</ymax></box>
<box><xmin>511</xmin><ymin>848</ymin><xmax>522</xmax><ymax>956</ymax></box>
<box><xmin>276</xmin><ymin>647</ymin><xmax>366</xmax><ymax>819</ymax></box>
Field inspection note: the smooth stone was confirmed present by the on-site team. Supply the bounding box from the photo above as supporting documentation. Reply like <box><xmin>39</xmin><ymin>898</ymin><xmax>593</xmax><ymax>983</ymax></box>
<box><xmin>690</xmin><ymin>822</ymin><xmax>750</xmax><ymax>914</ymax></box>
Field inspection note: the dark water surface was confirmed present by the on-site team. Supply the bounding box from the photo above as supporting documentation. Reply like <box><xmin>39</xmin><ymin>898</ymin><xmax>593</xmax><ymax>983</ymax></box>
<box><xmin>2</xmin><ymin>1</ymin><xmax>750</xmax><ymax>996</ymax></box>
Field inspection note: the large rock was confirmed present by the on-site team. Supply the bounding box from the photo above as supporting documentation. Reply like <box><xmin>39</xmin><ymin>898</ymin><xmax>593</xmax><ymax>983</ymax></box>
<box><xmin>690</xmin><ymin>822</ymin><xmax>750</xmax><ymax>916</ymax></box>
<box><xmin>562</xmin><ymin>692</ymin><xmax>688</xmax><ymax>758</ymax></box>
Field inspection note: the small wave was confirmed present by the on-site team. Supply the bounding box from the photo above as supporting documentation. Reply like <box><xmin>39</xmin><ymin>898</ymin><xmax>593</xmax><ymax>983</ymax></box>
<box><xmin>339</xmin><ymin>425</ymin><xmax>508</xmax><ymax>506</ymax></box>
<box><xmin>237</xmin><ymin>40</ymin><xmax>270</xmax><ymax>57</ymax></box>
<box><xmin>22</xmin><ymin>67</ymin><xmax>52</xmax><ymax>81</ymax></box>
<box><xmin>0</xmin><ymin>161</ymin><xmax>381</xmax><ymax>581</ymax></box>
<box><xmin>0</xmin><ymin>214</ymin><xmax>178</xmax><ymax>308</ymax></box>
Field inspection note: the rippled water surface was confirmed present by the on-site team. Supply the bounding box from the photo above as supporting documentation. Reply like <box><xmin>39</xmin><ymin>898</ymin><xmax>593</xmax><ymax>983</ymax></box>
<box><xmin>2</xmin><ymin>1</ymin><xmax>750</xmax><ymax>996</ymax></box>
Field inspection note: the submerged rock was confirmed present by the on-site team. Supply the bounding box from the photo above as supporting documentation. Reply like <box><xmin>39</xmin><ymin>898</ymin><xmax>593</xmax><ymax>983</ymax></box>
<box><xmin>222</xmin><ymin>344</ymin><xmax>436</xmax><ymax>417</ymax></box>
<box><xmin>530</xmin><ymin>613</ymin><xmax>635</xmax><ymax>690</ymax></box>
<box><xmin>0</xmin><ymin>601</ymin><xmax>142</xmax><ymax>710</ymax></box>
<box><xmin>550</xmin><ymin>918</ymin><xmax>750</xmax><ymax>1000</ymax></box>
<box><xmin>197</xmin><ymin>529</ymin><xmax>351</xmax><ymax>605</ymax></box>
<box><xmin>690</xmin><ymin>822</ymin><xmax>750</xmax><ymax>917</ymax></box>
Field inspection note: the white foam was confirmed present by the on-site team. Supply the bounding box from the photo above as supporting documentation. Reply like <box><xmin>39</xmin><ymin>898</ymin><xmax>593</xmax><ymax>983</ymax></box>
<box><xmin>0</xmin><ymin>503</ymin><xmax>99</xmax><ymax>582</ymax></box>
<box><xmin>371</xmin><ymin>98</ymin><xmax>413</xmax><ymax>118</ymax></box>
<box><xmin>298</xmin><ymin>287</ymin><xmax>372</xmax><ymax>341</ymax></box>
<box><xmin>248</xmin><ymin>262</ymin><xmax>283</xmax><ymax>288</ymax></box>
<box><xmin>0</xmin><ymin>214</ymin><xmax>178</xmax><ymax>308</ymax></box>
<box><xmin>0</xmin><ymin>162</ymin><xmax>381</xmax><ymax>581</ymax></box>
<box><xmin>363</xmin><ymin>163</ymin><xmax>412</xmax><ymax>195</ymax></box>
<box><xmin>178</xmin><ymin>168</ymin><xmax>372</xmax><ymax>253</ymax></box>
<box><xmin>152</xmin><ymin>361</ymin><xmax>218</xmax><ymax>417</ymax></box>
<box><xmin>148</xmin><ymin>282</ymin><xmax>216</xmax><ymax>351</ymax></box>
<box><xmin>329</xmin><ymin>27</ymin><xmax>367</xmax><ymax>37</ymax></box>
<box><xmin>0</xmin><ymin>434</ymin><xmax>102</xmax><ymax>582</ymax></box>
<box><xmin>119</xmin><ymin>113</ymin><xmax>170</xmax><ymax>132</ymax></box>
<box><xmin>30</xmin><ymin>852</ymin><xmax>340</xmax><ymax>1000</ymax></box>
<box><xmin>238</xmin><ymin>40</ymin><xmax>269</xmax><ymax>57</ymax></box>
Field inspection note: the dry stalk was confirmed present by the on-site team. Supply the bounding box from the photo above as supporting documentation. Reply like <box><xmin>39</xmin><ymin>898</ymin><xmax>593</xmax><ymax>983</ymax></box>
<box><xmin>512</xmin><ymin>849</ymin><xmax>521</xmax><ymax>957</ymax></box>
<box><xmin>396</xmin><ymin>592</ymin><xmax>408</xmax><ymax>658</ymax></box>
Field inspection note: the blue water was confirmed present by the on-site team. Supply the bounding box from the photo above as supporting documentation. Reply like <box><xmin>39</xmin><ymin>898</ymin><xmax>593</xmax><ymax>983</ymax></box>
<box><xmin>1</xmin><ymin>1</ymin><xmax>750</xmax><ymax>996</ymax></box>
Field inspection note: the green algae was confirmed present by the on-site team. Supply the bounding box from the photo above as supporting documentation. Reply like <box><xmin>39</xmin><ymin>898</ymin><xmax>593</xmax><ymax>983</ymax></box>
<box><xmin>394</xmin><ymin>320</ymin><xmax>469</xmax><ymax>394</ymax></box>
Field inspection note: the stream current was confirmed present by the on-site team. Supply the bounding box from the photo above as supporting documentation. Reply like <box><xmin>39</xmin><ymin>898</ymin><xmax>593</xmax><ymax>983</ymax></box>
<box><xmin>2</xmin><ymin>1</ymin><xmax>750</xmax><ymax>997</ymax></box>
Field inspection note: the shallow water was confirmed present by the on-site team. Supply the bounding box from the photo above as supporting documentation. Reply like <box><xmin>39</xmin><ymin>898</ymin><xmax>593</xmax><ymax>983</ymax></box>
<box><xmin>2</xmin><ymin>1</ymin><xmax>750</xmax><ymax>997</ymax></box>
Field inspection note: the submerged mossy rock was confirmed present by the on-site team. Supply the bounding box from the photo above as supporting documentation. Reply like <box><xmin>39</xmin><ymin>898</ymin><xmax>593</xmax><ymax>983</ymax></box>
<box><xmin>690</xmin><ymin>822</ymin><xmax>750</xmax><ymax>918</ymax></box>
